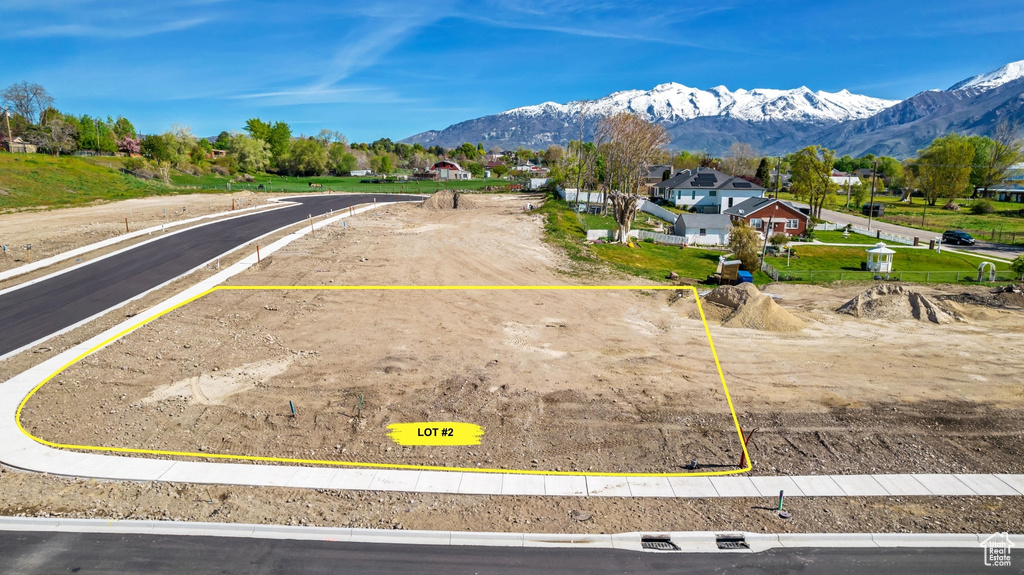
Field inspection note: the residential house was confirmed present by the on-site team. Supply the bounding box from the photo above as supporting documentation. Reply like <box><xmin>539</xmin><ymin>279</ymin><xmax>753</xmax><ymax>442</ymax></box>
<box><xmin>831</xmin><ymin>171</ymin><xmax>861</xmax><ymax>189</ymax></box>
<box><xmin>430</xmin><ymin>160</ymin><xmax>472</xmax><ymax>181</ymax></box>
<box><xmin>646</xmin><ymin>164</ymin><xmax>674</xmax><ymax>184</ymax></box>
<box><xmin>672</xmin><ymin>214</ymin><xmax>732</xmax><ymax>246</ymax></box>
<box><xmin>724</xmin><ymin>197</ymin><xmax>808</xmax><ymax>237</ymax></box>
<box><xmin>651</xmin><ymin>168</ymin><xmax>766</xmax><ymax>213</ymax></box>
<box><xmin>986</xmin><ymin>162</ymin><xmax>1024</xmax><ymax>203</ymax></box>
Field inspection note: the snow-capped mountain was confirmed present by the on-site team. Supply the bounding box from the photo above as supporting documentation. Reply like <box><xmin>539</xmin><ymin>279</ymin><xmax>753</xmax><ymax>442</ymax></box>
<box><xmin>948</xmin><ymin>59</ymin><xmax>1024</xmax><ymax>92</ymax></box>
<box><xmin>502</xmin><ymin>83</ymin><xmax>898</xmax><ymax>125</ymax></box>
<box><xmin>401</xmin><ymin>60</ymin><xmax>1024</xmax><ymax>156</ymax></box>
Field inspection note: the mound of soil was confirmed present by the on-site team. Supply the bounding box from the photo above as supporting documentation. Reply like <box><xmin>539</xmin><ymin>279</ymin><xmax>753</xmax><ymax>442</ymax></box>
<box><xmin>703</xmin><ymin>284</ymin><xmax>806</xmax><ymax>332</ymax></box>
<box><xmin>422</xmin><ymin>190</ymin><xmax>475</xmax><ymax>211</ymax></box>
<box><xmin>838</xmin><ymin>284</ymin><xmax>964</xmax><ymax>324</ymax></box>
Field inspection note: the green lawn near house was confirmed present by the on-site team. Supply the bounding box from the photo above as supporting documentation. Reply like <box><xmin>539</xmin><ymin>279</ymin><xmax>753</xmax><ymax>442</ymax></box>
<box><xmin>777</xmin><ymin>191</ymin><xmax>1024</xmax><ymax>241</ymax></box>
<box><xmin>806</xmin><ymin>230</ymin><xmax>900</xmax><ymax>245</ymax></box>
<box><xmin>764</xmin><ymin>245</ymin><xmax>1011</xmax><ymax>283</ymax></box>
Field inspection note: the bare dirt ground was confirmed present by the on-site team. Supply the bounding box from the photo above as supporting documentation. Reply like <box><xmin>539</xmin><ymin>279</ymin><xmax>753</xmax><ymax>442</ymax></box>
<box><xmin>20</xmin><ymin>194</ymin><xmax>1024</xmax><ymax>478</ymax></box>
<box><xmin>8</xmin><ymin>193</ymin><xmax>1024</xmax><ymax>532</ymax></box>
<box><xmin>0</xmin><ymin>191</ymin><xmax>282</xmax><ymax>282</ymax></box>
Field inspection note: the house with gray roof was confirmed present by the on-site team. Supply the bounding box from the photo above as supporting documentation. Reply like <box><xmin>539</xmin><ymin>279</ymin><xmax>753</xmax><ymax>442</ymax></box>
<box><xmin>723</xmin><ymin>197</ymin><xmax>809</xmax><ymax>237</ymax></box>
<box><xmin>673</xmin><ymin>213</ymin><xmax>733</xmax><ymax>246</ymax></box>
<box><xmin>651</xmin><ymin>168</ymin><xmax>766</xmax><ymax>213</ymax></box>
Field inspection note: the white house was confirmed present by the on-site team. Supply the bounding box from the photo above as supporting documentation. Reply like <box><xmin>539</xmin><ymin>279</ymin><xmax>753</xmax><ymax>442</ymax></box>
<box><xmin>673</xmin><ymin>214</ymin><xmax>733</xmax><ymax>246</ymax></box>
<box><xmin>651</xmin><ymin>168</ymin><xmax>766</xmax><ymax>213</ymax></box>
<box><xmin>831</xmin><ymin>171</ymin><xmax>861</xmax><ymax>188</ymax></box>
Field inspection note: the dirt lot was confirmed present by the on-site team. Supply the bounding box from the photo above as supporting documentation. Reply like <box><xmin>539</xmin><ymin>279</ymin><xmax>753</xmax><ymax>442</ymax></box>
<box><xmin>0</xmin><ymin>191</ymin><xmax>281</xmax><ymax>279</ymax></box>
<box><xmin>19</xmin><ymin>194</ymin><xmax>1024</xmax><ymax>480</ymax></box>
<box><xmin>5</xmin><ymin>193</ymin><xmax>1024</xmax><ymax>534</ymax></box>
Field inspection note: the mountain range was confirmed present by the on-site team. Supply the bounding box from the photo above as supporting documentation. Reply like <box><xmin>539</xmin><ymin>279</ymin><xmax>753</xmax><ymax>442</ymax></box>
<box><xmin>401</xmin><ymin>60</ymin><xmax>1024</xmax><ymax>158</ymax></box>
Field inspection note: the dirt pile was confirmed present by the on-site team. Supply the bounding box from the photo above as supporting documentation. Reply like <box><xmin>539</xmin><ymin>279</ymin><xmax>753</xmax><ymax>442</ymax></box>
<box><xmin>838</xmin><ymin>284</ymin><xmax>964</xmax><ymax>323</ymax></box>
<box><xmin>703</xmin><ymin>284</ymin><xmax>806</xmax><ymax>332</ymax></box>
<box><xmin>422</xmin><ymin>190</ymin><xmax>475</xmax><ymax>211</ymax></box>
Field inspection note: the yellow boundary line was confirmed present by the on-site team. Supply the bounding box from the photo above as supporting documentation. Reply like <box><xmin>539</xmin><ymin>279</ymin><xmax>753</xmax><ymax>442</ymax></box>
<box><xmin>16</xmin><ymin>286</ymin><xmax>752</xmax><ymax>477</ymax></box>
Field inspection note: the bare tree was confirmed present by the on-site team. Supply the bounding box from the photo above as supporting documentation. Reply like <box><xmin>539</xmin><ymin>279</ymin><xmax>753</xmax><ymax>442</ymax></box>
<box><xmin>596</xmin><ymin>112</ymin><xmax>669</xmax><ymax>244</ymax></box>
<box><xmin>721</xmin><ymin>142</ymin><xmax>760</xmax><ymax>176</ymax></box>
<box><xmin>46</xmin><ymin>117</ymin><xmax>78</xmax><ymax>157</ymax></box>
<box><xmin>1</xmin><ymin>81</ymin><xmax>54</xmax><ymax>124</ymax></box>
<box><xmin>976</xmin><ymin>121</ymin><xmax>1024</xmax><ymax>195</ymax></box>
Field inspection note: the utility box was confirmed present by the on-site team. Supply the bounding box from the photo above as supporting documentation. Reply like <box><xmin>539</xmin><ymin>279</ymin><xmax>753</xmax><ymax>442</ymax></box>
<box><xmin>862</xmin><ymin>203</ymin><xmax>885</xmax><ymax>217</ymax></box>
<box><xmin>717</xmin><ymin>258</ymin><xmax>742</xmax><ymax>284</ymax></box>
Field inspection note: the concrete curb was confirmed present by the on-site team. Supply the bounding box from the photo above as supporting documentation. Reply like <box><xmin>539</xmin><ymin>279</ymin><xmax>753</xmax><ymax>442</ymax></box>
<box><xmin>0</xmin><ymin>517</ymin><xmax>1017</xmax><ymax>552</ymax></box>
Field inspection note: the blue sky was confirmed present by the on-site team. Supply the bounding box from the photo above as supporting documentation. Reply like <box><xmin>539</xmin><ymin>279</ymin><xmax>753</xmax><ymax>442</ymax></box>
<box><xmin>1</xmin><ymin>0</ymin><xmax>1022</xmax><ymax>141</ymax></box>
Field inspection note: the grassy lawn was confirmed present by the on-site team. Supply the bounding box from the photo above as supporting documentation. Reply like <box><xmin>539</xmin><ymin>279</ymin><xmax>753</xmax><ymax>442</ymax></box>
<box><xmin>807</xmin><ymin>230</ymin><xmax>899</xmax><ymax>245</ymax></box>
<box><xmin>537</xmin><ymin>192</ymin><xmax>770</xmax><ymax>284</ymax></box>
<box><xmin>170</xmin><ymin>172</ymin><xmax>519</xmax><ymax>194</ymax></box>
<box><xmin>777</xmin><ymin>191</ymin><xmax>1024</xmax><ymax>243</ymax></box>
<box><xmin>0</xmin><ymin>153</ymin><xmax>174</xmax><ymax>211</ymax></box>
<box><xmin>764</xmin><ymin>245</ymin><xmax>1013</xmax><ymax>283</ymax></box>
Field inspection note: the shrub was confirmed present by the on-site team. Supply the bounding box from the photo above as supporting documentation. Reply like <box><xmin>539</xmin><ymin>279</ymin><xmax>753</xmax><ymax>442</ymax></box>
<box><xmin>769</xmin><ymin>233</ymin><xmax>790</xmax><ymax>249</ymax></box>
<box><xmin>211</xmin><ymin>165</ymin><xmax>229</xmax><ymax>176</ymax></box>
<box><xmin>971</xmin><ymin>200</ymin><xmax>995</xmax><ymax>214</ymax></box>
<box><xmin>122</xmin><ymin>157</ymin><xmax>145</xmax><ymax>172</ymax></box>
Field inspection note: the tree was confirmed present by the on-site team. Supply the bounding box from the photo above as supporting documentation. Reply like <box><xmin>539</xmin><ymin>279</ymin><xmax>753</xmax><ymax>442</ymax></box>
<box><xmin>1011</xmin><ymin>254</ymin><xmax>1024</xmax><ymax>281</ymax></box>
<box><xmin>970</xmin><ymin>122</ymin><xmax>1024</xmax><ymax>196</ymax></box>
<box><xmin>850</xmin><ymin>181</ymin><xmax>869</xmax><ymax>209</ymax></box>
<box><xmin>328</xmin><ymin>142</ymin><xmax>357</xmax><ymax>174</ymax></box>
<box><xmin>245</xmin><ymin>118</ymin><xmax>291</xmax><ymax>163</ymax></box>
<box><xmin>755</xmin><ymin>157</ymin><xmax>771</xmax><ymax>186</ymax></box>
<box><xmin>917</xmin><ymin>133</ymin><xmax>974</xmax><ymax>205</ymax></box>
<box><xmin>790</xmin><ymin>145</ymin><xmax>839</xmax><ymax>219</ymax></box>
<box><xmin>38</xmin><ymin>117</ymin><xmax>78</xmax><ymax>157</ymax></box>
<box><xmin>279</xmin><ymin>138</ymin><xmax>327</xmax><ymax>176</ymax></box>
<box><xmin>110</xmin><ymin>116</ymin><xmax>136</xmax><ymax>139</ymax></box>
<box><xmin>672</xmin><ymin>150</ymin><xmax>699</xmax><ymax>171</ymax></box>
<box><xmin>117</xmin><ymin>135</ymin><xmax>140</xmax><ymax>156</ymax></box>
<box><xmin>369</xmin><ymin>154</ymin><xmax>393</xmax><ymax>174</ymax></box>
<box><xmin>728</xmin><ymin>220</ymin><xmax>762</xmax><ymax>272</ymax></box>
<box><xmin>213</xmin><ymin>131</ymin><xmax>231</xmax><ymax>150</ymax></box>
<box><xmin>1</xmin><ymin>81</ymin><xmax>54</xmax><ymax>124</ymax></box>
<box><xmin>543</xmin><ymin>144</ymin><xmax>565</xmax><ymax>166</ymax></box>
<box><xmin>721</xmin><ymin>142</ymin><xmax>760</xmax><ymax>176</ymax></box>
<box><xmin>227</xmin><ymin>133</ymin><xmax>272</xmax><ymax>173</ymax></box>
<box><xmin>595</xmin><ymin>112</ymin><xmax>669</xmax><ymax>243</ymax></box>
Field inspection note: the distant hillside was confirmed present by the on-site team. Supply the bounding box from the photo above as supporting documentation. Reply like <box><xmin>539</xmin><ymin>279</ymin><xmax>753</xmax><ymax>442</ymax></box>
<box><xmin>401</xmin><ymin>60</ymin><xmax>1024</xmax><ymax>157</ymax></box>
<box><xmin>0</xmin><ymin>154</ymin><xmax>168</xmax><ymax>211</ymax></box>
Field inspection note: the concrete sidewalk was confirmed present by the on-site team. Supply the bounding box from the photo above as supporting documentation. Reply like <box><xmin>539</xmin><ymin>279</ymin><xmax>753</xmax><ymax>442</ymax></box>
<box><xmin>2</xmin><ymin>199</ymin><xmax>1023</xmax><ymax>499</ymax></box>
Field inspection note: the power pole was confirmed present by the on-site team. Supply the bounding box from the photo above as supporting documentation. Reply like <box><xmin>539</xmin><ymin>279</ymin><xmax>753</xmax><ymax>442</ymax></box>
<box><xmin>867</xmin><ymin>159</ymin><xmax>878</xmax><ymax>231</ymax></box>
<box><xmin>2</xmin><ymin>108</ymin><xmax>12</xmax><ymax>152</ymax></box>
<box><xmin>774</xmin><ymin>158</ymin><xmax>781</xmax><ymax>199</ymax></box>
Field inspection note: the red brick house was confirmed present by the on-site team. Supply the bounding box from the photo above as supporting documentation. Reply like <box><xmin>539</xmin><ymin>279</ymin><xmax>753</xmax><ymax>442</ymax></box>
<box><xmin>723</xmin><ymin>197</ymin><xmax>808</xmax><ymax>237</ymax></box>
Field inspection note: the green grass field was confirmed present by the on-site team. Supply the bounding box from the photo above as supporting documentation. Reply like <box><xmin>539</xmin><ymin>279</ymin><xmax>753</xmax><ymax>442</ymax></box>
<box><xmin>0</xmin><ymin>153</ymin><xmax>176</xmax><ymax>211</ymax></box>
<box><xmin>778</xmin><ymin>190</ymin><xmax>1024</xmax><ymax>243</ymax></box>
<box><xmin>764</xmin><ymin>244</ymin><xmax>1012</xmax><ymax>283</ymax></box>
<box><xmin>806</xmin><ymin>230</ymin><xmax>899</xmax><ymax>245</ymax></box>
<box><xmin>537</xmin><ymin>193</ymin><xmax>769</xmax><ymax>284</ymax></box>
<box><xmin>170</xmin><ymin>172</ymin><xmax>519</xmax><ymax>194</ymax></box>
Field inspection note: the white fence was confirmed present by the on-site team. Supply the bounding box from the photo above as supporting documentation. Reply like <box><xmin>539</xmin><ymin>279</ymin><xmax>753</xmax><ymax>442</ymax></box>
<box><xmin>813</xmin><ymin>222</ymin><xmax>841</xmax><ymax>231</ymax></box>
<box><xmin>557</xmin><ymin>188</ymin><xmax>605</xmax><ymax>204</ymax></box>
<box><xmin>587</xmin><ymin>229</ymin><xmax>688</xmax><ymax>245</ymax></box>
<box><xmin>637</xmin><ymin>200</ymin><xmax>679</xmax><ymax>224</ymax></box>
<box><xmin>849</xmin><ymin>226</ymin><xmax>917</xmax><ymax>246</ymax></box>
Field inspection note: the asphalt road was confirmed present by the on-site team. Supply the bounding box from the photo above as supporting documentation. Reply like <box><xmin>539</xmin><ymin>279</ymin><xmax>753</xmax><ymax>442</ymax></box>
<box><xmin>0</xmin><ymin>194</ymin><xmax>422</xmax><ymax>359</ymax></box>
<box><xmin>0</xmin><ymin>531</ymin><xmax>991</xmax><ymax>575</ymax></box>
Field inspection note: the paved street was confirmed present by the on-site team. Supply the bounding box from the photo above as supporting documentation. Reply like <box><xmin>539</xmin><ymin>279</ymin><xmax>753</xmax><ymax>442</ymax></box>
<box><xmin>0</xmin><ymin>194</ymin><xmax>420</xmax><ymax>358</ymax></box>
<box><xmin>0</xmin><ymin>531</ymin><xmax>991</xmax><ymax>575</ymax></box>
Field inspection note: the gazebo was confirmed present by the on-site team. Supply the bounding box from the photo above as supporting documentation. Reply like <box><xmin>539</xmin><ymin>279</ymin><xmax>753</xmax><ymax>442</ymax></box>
<box><xmin>865</xmin><ymin>242</ymin><xmax>895</xmax><ymax>273</ymax></box>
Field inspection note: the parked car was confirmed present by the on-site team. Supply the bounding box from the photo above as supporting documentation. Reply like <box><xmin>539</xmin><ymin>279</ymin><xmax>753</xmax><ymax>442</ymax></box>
<box><xmin>942</xmin><ymin>230</ymin><xmax>976</xmax><ymax>245</ymax></box>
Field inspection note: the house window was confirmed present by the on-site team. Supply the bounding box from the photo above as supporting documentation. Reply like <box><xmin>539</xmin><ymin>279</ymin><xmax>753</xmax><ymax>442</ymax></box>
<box><xmin>691</xmin><ymin>191</ymin><xmax>695</xmax><ymax>200</ymax></box>
<box><xmin>728</xmin><ymin>197</ymin><xmax>734</xmax><ymax>208</ymax></box>
<box><xmin>699</xmin><ymin>228</ymin><xmax>707</xmax><ymax>235</ymax></box>
<box><xmin>786</xmin><ymin>219</ymin><xmax>799</xmax><ymax>229</ymax></box>
<box><xmin>709</xmin><ymin>190</ymin><xmax>717</xmax><ymax>197</ymax></box>
<box><xmin>750</xmin><ymin>218</ymin><xmax>762</xmax><ymax>229</ymax></box>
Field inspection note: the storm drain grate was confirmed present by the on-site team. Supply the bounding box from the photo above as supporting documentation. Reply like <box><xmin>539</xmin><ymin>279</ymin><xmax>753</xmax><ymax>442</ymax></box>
<box><xmin>641</xmin><ymin>536</ymin><xmax>679</xmax><ymax>551</ymax></box>
<box><xmin>716</xmin><ymin>534</ymin><xmax>749</xmax><ymax>550</ymax></box>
